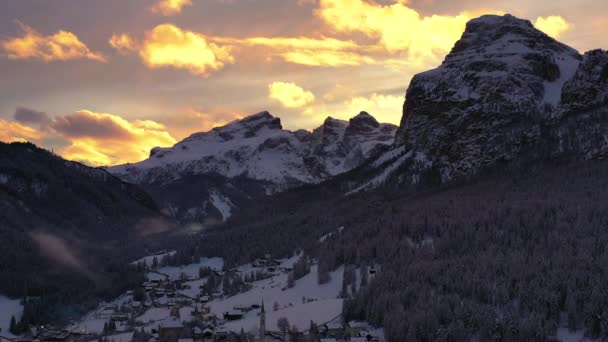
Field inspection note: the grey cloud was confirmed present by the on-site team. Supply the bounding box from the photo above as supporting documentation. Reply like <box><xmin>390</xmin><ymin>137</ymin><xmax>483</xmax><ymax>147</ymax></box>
<box><xmin>14</xmin><ymin>106</ymin><xmax>50</xmax><ymax>125</ymax></box>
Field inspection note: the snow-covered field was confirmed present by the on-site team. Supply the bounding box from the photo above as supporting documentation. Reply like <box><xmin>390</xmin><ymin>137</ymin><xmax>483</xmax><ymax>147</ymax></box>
<box><xmin>67</xmin><ymin>251</ymin><xmax>373</xmax><ymax>341</ymax></box>
<box><xmin>131</xmin><ymin>250</ymin><xmax>176</xmax><ymax>267</ymax></box>
<box><xmin>147</xmin><ymin>257</ymin><xmax>224</xmax><ymax>281</ymax></box>
<box><xmin>0</xmin><ymin>295</ymin><xmax>23</xmax><ymax>337</ymax></box>
<box><xmin>137</xmin><ymin>254</ymin><xmax>344</xmax><ymax>335</ymax></box>
<box><xmin>208</xmin><ymin>264</ymin><xmax>345</xmax><ymax>333</ymax></box>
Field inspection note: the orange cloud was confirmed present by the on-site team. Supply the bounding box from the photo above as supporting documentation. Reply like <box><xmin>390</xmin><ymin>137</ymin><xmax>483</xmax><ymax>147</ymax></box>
<box><xmin>109</xmin><ymin>33</ymin><xmax>138</xmax><ymax>54</ymax></box>
<box><xmin>150</xmin><ymin>0</ymin><xmax>193</xmax><ymax>16</ymax></box>
<box><xmin>1</xmin><ymin>22</ymin><xmax>106</xmax><ymax>62</ymax></box>
<box><xmin>214</xmin><ymin>35</ymin><xmax>376</xmax><ymax>67</ymax></box>
<box><xmin>0</xmin><ymin>119</ymin><xmax>44</xmax><ymax>143</ymax></box>
<box><xmin>341</xmin><ymin>93</ymin><xmax>402</xmax><ymax>125</ymax></box>
<box><xmin>281</xmin><ymin>50</ymin><xmax>374</xmax><ymax>66</ymax></box>
<box><xmin>302</xmin><ymin>92</ymin><xmax>402</xmax><ymax>126</ymax></box>
<box><xmin>138</xmin><ymin>24</ymin><xmax>234</xmax><ymax>76</ymax></box>
<box><xmin>164</xmin><ymin>108</ymin><xmax>244</xmax><ymax>139</ymax></box>
<box><xmin>269</xmin><ymin>82</ymin><xmax>316</xmax><ymax>108</ymax></box>
<box><xmin>534</xmin><ymin>16</ymin><xmax>573</xmax><ymax>39</ymax></box>
<box><xmin>316</xmin><ymin>0</ymin><xmax>499</xmax><ymax>65</ymax></box>
<box><xmin>50</xmin><ymin>110</ymin><xmax>176</xmax><ymax>166</ymax></box>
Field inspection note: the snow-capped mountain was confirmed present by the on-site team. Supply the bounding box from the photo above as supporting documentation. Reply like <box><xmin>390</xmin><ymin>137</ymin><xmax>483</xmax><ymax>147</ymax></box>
<box><xmin>108</xmin><ymin>111</ymin><xmax>396</xmax><ymax>221</ymax></box>
<box><xmin>349</xmin><ymin>14</ymin><xmax>608</xmax><ymax>192</ymax></box>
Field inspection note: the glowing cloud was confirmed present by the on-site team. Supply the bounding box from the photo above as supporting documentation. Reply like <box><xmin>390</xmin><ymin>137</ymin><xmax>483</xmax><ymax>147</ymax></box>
<box><xmin>166</xmin><ymin>108</ymin><xmax>243</xmax><ymax>140</ymax></box>
<box><xmin>139</xmin><ymin>24</ymin><xmax>234</xmax><ymax>76</ymax></box>
<box><xmin>316</xmin><ymin>0</ymin><xmax>498</xmax><ymax>64</ymax></box>
<box><xmin>50</xmin><ymin>110</ymin><xmax>176</xmax><ymax>166</ymax></box>
<box><xmin>281</xmin><ymin>50</ymin><xmax>374</xmax><ymax>66</ymax></box>
<box><xmin>534</xmin><ymin>16</ymin><xmax>573</xmax><ymax>38</ymax></box>
<box><xmin>1</xmin><ymin>22</ymin><xmax>106</xmax><ymax>62</ymax></box>
<box><xmin>343</xmin><ymin>93</ymin><xmax>402</xmax><ymax>125</ymax></box>
<box><xmin>0</xmin><ymin>119</ymin><xmax>44</xmax><ymax>143</ymax></box>
<box><xmin>150</xmin><ymin>0</ymin><xmax>193</xmax><ymax>16</ymax></box>
<box><xmin>269</xmin><ymin>82</ymin><xmax>316</xmax><ymax>108</ymax></box>
<box><xmin>109</xmin><ymin>33</ymin><xmax>138</xmax><ymax>54</ymax></box>
<box><xmin>214</xmin><ymin>36</ymin><xmax>376</xmax><ymax>67</ymax></box>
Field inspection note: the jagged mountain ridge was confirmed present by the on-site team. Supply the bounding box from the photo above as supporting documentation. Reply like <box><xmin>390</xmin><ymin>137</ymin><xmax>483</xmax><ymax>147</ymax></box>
<box><xmin>110</xmin><ymin>111</ymin><xmax>396</xmax><ymax>187</ymax></box>
<box><xmin>108</xmin><ymin>111</ymin><xmax>396</xmax><ymax>222</ymax></box>
<box><xmin>350</xmin><ymin>14</ymin><xmax>608</xmax><ymax>192</ymax></box>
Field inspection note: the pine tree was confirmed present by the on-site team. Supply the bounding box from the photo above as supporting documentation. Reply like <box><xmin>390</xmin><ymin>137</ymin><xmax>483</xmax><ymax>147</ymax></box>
<box><xmin>9</xmin><ymin>315</ymin><xmax>17</xmax><ymax>335</ymax></box>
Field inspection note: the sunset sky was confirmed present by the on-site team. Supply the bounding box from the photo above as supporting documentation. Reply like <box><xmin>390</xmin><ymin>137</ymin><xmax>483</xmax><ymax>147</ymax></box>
<box><xmin>1</xmin><ymin>0</ymin><xmax>606</xmax><ymax>166</ymax></box>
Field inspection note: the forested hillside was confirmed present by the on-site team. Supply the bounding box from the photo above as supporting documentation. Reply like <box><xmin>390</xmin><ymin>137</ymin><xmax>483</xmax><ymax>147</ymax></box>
<box><xmin>194</xmin><ymin>160</ymin><xmax>608</xmax><ymax>341</ymax></box>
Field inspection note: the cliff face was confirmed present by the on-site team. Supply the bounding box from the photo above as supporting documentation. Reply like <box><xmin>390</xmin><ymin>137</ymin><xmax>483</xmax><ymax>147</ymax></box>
<box><xmin>349</xmin><ymin>15</ymin><xmax>607</xmax><ymax>192</ymax></box>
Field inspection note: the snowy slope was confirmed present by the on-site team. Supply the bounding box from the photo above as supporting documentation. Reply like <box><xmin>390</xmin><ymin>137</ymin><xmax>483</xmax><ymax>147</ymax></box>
<box><xmin>207</xmin><ymin>264</ymin><xmax>344</xmax><ymax>333</ymax></box>
<box><xmin>345</xmin><ymin>15</ymin><xmax>608</xmax><ymax>193</ymax></box>
<box><xmin>108</xmin><ymin>111</ymin><xmax>396</xmax><ymax>189</ymax></box>
<box><xmin>107</xmin><ymin>111</ymin><xmax>396</xmax><ymax>223</ymax></box>
<box><xmin>0</xmin><ymin>295</ymin><xmax>23</xmax><ymax>338</ymax></box>
<box><xmin>209</xmin><ymin>191</ymin><xmax>236</xmax><ymax>222</ymax></box>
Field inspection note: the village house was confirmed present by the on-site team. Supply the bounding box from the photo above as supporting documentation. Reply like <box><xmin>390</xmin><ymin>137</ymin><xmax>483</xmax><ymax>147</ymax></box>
<box><xmin>159</xmin><ymin>318</ymin><xmax>184</xmax><ymax>342</ymax></box>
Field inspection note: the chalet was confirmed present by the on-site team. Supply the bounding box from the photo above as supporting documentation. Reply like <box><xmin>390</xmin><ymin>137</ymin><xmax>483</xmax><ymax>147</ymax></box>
<box><xmin>37</xmin><ymin>329</ymin><xmax>72</xmax><ymax>341</ymax></box>
<box><xmin>345</xmin><ymin>321</ymin><xmax>369</xmax><ymax>337</ymax></box>
<box><xmin>213</xmin><ymin>329</ymin><xmax>230</xmax><ymax>341</ymax></box>
<box><xmin>202</xmin><ymin>328</ymin><xmax>214</xmax><ymax>339</ymax></box>
<box><xmin>233</xmin><ymin>305</ymin><xmax>252</xmax><ymax>312</ymax></box>
<box><xmin>349</xmin><ymin>337</ymin><xmax>369</xmax><ymax>342</ymax></box>
<box><xmin>223</xmin><ymin>311</ymin><xmax>243</xmax><ymax>320</ymax></box>
<box><xmin>111</xmin><ymin>313</ymin><xmax>129</xmax><ymax>322</ymax></box>
<box><xmin>159</xmin><ymin>318</ymin><xmax>184</xmax><ymax>342</ymax></box>
<box><xmin>320</xmin><ymin>321</ymin><xmax>345</xmax><ymax>338</ymax></box>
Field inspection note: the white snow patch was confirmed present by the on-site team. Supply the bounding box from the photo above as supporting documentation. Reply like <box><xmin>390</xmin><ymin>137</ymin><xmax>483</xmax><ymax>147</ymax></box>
<box><xmin>544</xmin><ymin>54</ymin><xmax>581</xmax><ymax>106</ymax></box>
<box><xmin>208</xmin><ymin>264</ymin><xmax>344</xmax><ymax>333</ymax></box>
<box><xmin>0</xmin><ymin>295</ymin><xmax>23</xmax><ymax>337</ymax></box>
<box><xmin>210</xmin><ymin>191</ymin><xmax>236</xmax><ymax>222</ymax></box>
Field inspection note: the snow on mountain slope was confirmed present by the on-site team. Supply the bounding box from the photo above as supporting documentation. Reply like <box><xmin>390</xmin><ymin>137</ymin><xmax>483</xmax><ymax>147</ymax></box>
<box><xmin>208</xmin><ymin>264</ymin><xmax>344</xmax><ymax>333</ymax></box>
<box><xmin>109</xmin><ymin>111</ymin><xmax>396</xmax><ymax>188</ymax></box>
<box><xmin>0</xmin><ymin>295</ymin><xmax>23</xmax><ymax>338</ymax></box>
<box><xmin>209</xmin><ymin>191</ymin><xmax>236</xmax><ymax>222</ymax></box>
<box><xmin>107</xmin><ymin>111</ymin><xmax>396</xmax><ymax>223</ymax></box>
<box><xmin>347</xmin><ymin>15</ymin><xmax>608</xmax><ymax>193</ymax></box>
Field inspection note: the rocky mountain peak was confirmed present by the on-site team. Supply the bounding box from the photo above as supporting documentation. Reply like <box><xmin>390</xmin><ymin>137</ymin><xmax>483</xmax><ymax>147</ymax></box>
<box><xmin>109</xmin><ymin>111</ymin><xmax>396</xmax><ymax>186</ymax></box>
<box><xmin>349</xmin><ymin>14</ymin><xmax>608</xmax><ymax>193</ymax></box>
<box><xmin>349</xmin><ymin>111</ymin><xmax>380</xmax><ymax>129</ymax></box>
<box><xmin>388</xmin><ymin>13</ymin><xmax>583</xmax><ymax>183</ymax></box>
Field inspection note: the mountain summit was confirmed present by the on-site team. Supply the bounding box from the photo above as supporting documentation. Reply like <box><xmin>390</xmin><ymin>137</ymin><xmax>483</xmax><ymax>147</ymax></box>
<box><xmin>108</xmin><ymin>111</ymin><xmax>397</xmax><ymax>221</ymax></box>
<box><xmin>350</xmin><ymin>14</ymin><xmax>608</xmax><ymax>192</ymax></box>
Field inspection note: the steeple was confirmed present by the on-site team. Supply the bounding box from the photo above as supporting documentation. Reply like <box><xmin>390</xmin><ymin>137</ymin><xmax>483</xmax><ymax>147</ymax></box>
<box><xmin>259</xmin><ymin>299</ymin><xmax>266</xmax><ymax>341</ymax></box>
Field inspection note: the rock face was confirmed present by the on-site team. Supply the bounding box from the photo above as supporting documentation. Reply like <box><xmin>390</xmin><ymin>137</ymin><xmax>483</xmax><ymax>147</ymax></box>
<box><xmin>350</xmin><ymin>14</ymin><xmax>608</xmax><ymax>192</ymax></box>
<box><xmin>560</xmin><ymin>49</ymin><xmax>608</xmax><ymax>115</ymax></box>
<box><xmin>108</xmin><ymin>111</ymin><xmax>397</xmax><ymax>222</ymax></box>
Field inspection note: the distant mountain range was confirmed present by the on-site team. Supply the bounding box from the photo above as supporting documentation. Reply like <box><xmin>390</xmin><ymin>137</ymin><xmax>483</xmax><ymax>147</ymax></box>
<box><xmin>3</xmin><ymin>13</ymin><xmax>608</xmax><ymax>334</ymax></box>
<box><xmin>107</xmin><ymin>111</ymin><xmax>397</xmax><ymax>222</ymax></box>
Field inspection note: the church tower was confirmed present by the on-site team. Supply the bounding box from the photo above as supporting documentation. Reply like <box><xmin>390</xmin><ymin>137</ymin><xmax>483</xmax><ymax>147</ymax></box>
<box><xmin>259</xmin><ymin>300</ymin><xmax>266</xmax><ymax>341</ymax></box>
